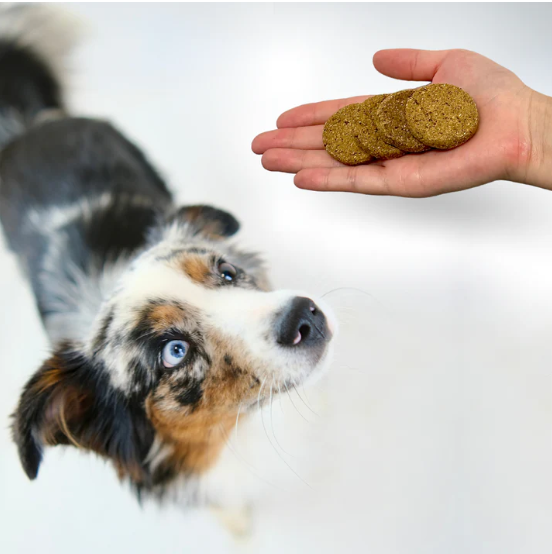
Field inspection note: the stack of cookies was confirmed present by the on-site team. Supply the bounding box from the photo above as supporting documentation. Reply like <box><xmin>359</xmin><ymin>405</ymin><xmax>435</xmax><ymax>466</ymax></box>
<box><xmin>322</xmin><ymin>84</ymin><xmax>479</xmax><ymax>165</ymax></box>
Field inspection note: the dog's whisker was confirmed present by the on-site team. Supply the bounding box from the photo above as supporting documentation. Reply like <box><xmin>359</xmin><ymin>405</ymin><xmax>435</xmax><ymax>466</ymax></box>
<box><xmin>301</xmin><ymin>383</ymin><xmax>313</xmax><ymax>406</ymax></box>
<box><xmin>218</xmin><ymin>422</ymin><xmax>281</xmax><ymax>491</ymax></box>
<box><xmin>300</xmin><ymin>383</ymin><xmax>318</xmax><ymax>415</ymax></box>
<box><xmin>292</xmin><ymin>383</ymin><xmax>319</xmax><ymax>418</ymax></box>
<box><xmin>234</xmin><ymin>402</ymin><xmax>243</xmax><ymax>444</ymax></box>
<box><xmin>277</xmin><ymin>381</ymin><xmax>285</xmax><ymax>415</ymax></box>
<box><xmin>269</xmin><ymin>376</ymin><xmax>296</xmax><ymax>458</ymax></box>
<box><xmin>259</xmin><ymin>385</ymin><xmax>311</xmax><ymax>489</ymax></box>
<box><xmin>257</xmin><ymin>376</ymin><xmax>267</xmax><ymax>412</ymax></box>
<box><xmin>284</xmin><ymin>380</ymin><xmax>311</xmax><ymax>423</ymax></box>
<box><xmin>321</xmin><ymin>285</ymin><xmax>375</xmax><ymax>300</ymax></box>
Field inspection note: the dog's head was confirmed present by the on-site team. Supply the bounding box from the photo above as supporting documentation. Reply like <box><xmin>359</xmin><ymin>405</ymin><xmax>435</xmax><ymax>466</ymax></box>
<box><xmin>12</xmin><ymin>205</ymin><xmax>336</xmax><ymax>490</ymax></box>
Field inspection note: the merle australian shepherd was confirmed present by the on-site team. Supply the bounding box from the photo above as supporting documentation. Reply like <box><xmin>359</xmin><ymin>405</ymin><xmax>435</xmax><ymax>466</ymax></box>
<box><xmin>0</xmin><ymin>5</ymin><xmax>336</xmax><ymax>515</ymax></box>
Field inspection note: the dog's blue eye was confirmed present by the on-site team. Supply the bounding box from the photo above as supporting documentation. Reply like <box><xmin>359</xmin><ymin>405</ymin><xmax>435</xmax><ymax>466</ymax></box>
<box><xmin>218</xmin><ymin>262</ymin><xmax>237</xmax><ymax>282</ymax></box>
<box><xmin>162</xmin><ymin>340</ymin><xmax>189</xmax><ymax>368</ymax></box>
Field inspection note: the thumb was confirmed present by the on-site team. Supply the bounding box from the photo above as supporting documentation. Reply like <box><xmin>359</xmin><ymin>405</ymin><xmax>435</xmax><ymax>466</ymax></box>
<box><xmin>373</xmin><ymin>49</ymin><xmax>450</xmax><ymax>82</ymax></box>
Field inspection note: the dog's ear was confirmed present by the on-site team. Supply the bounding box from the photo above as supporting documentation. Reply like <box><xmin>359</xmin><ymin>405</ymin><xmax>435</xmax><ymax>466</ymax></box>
<box><xmin>12</xmin><ymin>343</ymin><xmax>154</xmax><ymax>483</ymax></box>
<box><xmin>167</xmin><ymin>205</ymin><xmax>240</xmax><ymax>240</ymax></box>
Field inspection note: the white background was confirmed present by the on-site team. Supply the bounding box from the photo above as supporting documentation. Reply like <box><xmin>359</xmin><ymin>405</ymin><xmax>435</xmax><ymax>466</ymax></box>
<box><xmin>1</xmin><ymin>3</ymin><xmax>552</xmax><ymax>553</ymax></box>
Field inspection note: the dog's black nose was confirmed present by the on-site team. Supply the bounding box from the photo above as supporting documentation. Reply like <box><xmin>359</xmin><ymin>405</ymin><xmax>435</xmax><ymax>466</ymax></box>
<box><xmin>276</xmin><ymin>297</ymin><xmax>329</xmax><ymax>347</ymax></box>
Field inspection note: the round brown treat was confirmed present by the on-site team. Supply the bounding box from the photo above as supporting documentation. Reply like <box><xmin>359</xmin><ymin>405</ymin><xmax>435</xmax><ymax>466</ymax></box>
<box><xmin>375</xmin><ymin>89</ymin><xmax>431</xmax><ymax>153</ymax></box>
<box><xmin>405</xmin><ymin>84</ymin><xmax>479</xmax><ymax>149</ymax></box>
<box><xmin>357</xmin><ymin>95</ymin><xmax>405</xmax><ymax>160</ymax></box>
<box><xmin>322</xmin><ymin>103</ymin><xmax>373</xmax><ymax>165</ymax></box>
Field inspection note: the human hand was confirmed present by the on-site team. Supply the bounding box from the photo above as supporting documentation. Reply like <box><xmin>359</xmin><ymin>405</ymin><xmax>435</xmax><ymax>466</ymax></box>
<box><xmin>252</xmin><ymin>49</ymin><xmax>552</xmax><ymax>197</ymax></box>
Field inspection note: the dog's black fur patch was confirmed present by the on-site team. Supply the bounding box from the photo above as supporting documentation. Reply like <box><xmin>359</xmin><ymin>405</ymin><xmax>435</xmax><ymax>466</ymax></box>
<box><xmin>12</xmin><ymin>343</ymin><xmax>155</xmax><ymax>483</ymax></box>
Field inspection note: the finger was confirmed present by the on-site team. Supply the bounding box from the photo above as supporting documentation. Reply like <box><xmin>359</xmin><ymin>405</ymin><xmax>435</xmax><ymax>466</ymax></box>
<box><xmin>294</xmin><ymin>164</ymin><xmax>393</xmax><ymax>195</ymax></box>
<box><xmin>373</xmin><ymin>49</ymin><xmax>451</xmax><ymax>82</ymax></box>
<box><xmin>261</xmin><ymin>148</ymin><xmax>343</xmax><ymax>173</ymax></box>
<box><xmin>276</xmin><ymin>95</ymin><xmax>370</xmax><ymax>128</ymax></box>
<box><xmin>252</xmin><ymin>126</ymin><xmax>324</xmax><ymax>154</ymax></box>
<box><xmin>294</xmin><ymin>148</ymin><xmax>489</xmax><ymax>197</ymax></box>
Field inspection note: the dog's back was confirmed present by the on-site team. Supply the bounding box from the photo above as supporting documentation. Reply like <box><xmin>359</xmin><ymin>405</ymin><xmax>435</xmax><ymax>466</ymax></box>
<box><xmin>0</xmin><ymin>5</ymin><xmax>174</xmax><ymax>342</ymax></box>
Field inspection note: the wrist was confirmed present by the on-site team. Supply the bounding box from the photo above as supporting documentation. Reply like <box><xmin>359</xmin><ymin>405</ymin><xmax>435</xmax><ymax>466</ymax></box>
<box><xmin>509</xmin><ymin>89</ymin><xmax>552</xmax><ymax>190</ymax></box>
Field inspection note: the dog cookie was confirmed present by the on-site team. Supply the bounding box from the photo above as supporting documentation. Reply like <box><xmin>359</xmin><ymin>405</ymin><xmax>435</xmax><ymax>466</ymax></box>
<box><xmin>405</xmin><ymin>84</ymin><xmax>479</xmax><ymax>149</ymax></box>
<box><xmin>322</xmin><ymin>103</ymin><xmax>373</xmax><ymax>165</ymax></box>
<box><xmin>357</xmin><ymin>95</ymin><xmax>405</xmax><ymax>160</ymax></box>
<box><xmin>375</xmin><ymin>89</ymin><xmax>431</xmax><ymax>153</ymax></box>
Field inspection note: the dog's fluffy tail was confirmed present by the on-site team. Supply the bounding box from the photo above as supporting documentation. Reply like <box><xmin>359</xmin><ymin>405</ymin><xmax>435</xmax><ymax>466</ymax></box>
<box><xmin>0</xmin><ymin>3</ymin><xmax>80</xmax><ymax>148</ymax></box>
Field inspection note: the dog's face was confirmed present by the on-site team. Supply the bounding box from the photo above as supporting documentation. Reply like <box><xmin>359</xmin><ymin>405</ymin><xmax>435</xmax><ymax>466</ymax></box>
<box><xmin>13</xmin><ymin>206</ymin><xmax>335</xmax><ymax>490</ymax></box>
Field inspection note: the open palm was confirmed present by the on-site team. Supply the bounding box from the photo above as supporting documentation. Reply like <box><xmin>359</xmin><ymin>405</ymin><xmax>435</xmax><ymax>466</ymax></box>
<box><xmin>252</xmin><ymin>49</ymin><xmax>533</xmax><ymax>197</ymax></box>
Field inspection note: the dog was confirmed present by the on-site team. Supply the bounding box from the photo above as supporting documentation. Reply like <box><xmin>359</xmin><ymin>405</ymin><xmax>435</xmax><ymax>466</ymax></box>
<box><xmin>0</xmin><ymin>4</ymin><xmax>336</xmax><ymax>520</ymax></box>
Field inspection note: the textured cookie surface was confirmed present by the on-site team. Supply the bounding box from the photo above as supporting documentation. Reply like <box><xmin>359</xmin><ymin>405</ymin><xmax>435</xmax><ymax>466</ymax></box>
<box><xmin>375</xmin><ymin>90</ymin><xmax>430</xmax><ymax>153</ymax></box>
<box><xmin>322</xmin><ymin>103</ymin><xmax>372</xmax><ymax>165</ymax></box>
<box><xmin>357</xmin><ymin>95</ymin><xmax>405</xmax><ymax>160</ymax></box>
<box><xmin>405</xmin><ymin>84</ymin><xmax>479</xmax><ymax>149</ymax></box>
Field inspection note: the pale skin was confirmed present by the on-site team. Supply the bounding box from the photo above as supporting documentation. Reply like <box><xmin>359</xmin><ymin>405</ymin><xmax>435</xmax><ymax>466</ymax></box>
<box><xmin>252</xmin><ymin>49</ymin><xmax>552</xmax><ymax>197</ymax></box>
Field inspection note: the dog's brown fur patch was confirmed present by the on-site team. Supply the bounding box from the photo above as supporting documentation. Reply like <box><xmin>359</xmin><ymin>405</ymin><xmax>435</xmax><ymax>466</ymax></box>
<box><xmin>31</xmin><ymin>363</ymin><xmax>64</xmax><ymax>394</ymax></box>
<box><xmin>148</xmin><ymin>303</ymin><xmax>186</xmax><ymax>333</ymax></box>
<box><xmin>180</xmin><ymin>255</ymin><xmax>212</xmax><ymax>285</ymax></box>
<box><xmin>147</xmin><ymin>399</ymin><xmax>237</xmax><ymax>473</ymax></box>
<box><xmin>147</xmin><ymin>331</ymin><xmax>266</xmax><ymax>474</ymax></box>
